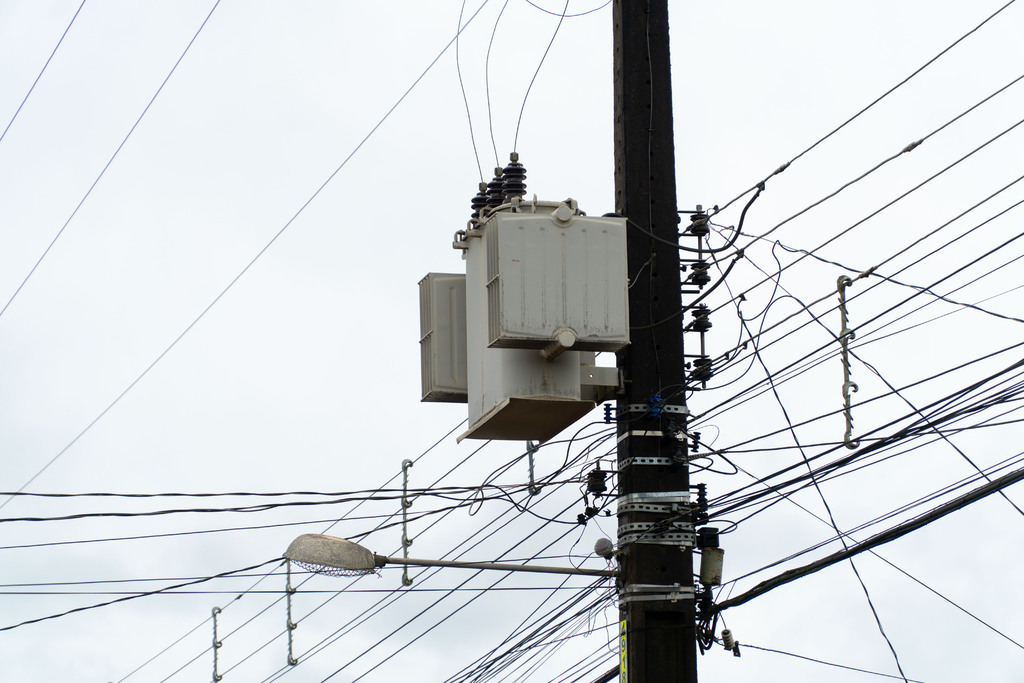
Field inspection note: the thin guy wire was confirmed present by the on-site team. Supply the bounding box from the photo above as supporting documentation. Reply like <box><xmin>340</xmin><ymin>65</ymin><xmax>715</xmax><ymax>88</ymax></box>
<box><xmin>0</xmin><ymin>0</ymin><xmax>221</xmax><ymax>322</ymax></box>
<box><xmin>745</xmin><ymin>317</ymin><xmax>910</xmax><ymax>681</ymax></box>
<box><xmin>0</xmin><ymin>0</ymin><xmax>493</xmax><ymax>511</ymax></box>
<box><xmin>716</xmin><ymin>0</ymin><xmax>1019</xmax><ymax>213</ymax></box>
<box><xmin>512</xmin><ymin>0</ymin><xmax>570</xmax><ymax>151</ymax></box>
<box><xmin>456</xmin><ymin>0</ymin><xmax>485</xmax><ymax>181</ymax></box>
<box><xmin>0</xmin><ymin>0</ymin><xmax>87</xmax><ymax>146</ymax></box>
<box><xmin>485</xmin><ymin>0</ymin><xmax>511</xmax><ymax>166</ymax></box>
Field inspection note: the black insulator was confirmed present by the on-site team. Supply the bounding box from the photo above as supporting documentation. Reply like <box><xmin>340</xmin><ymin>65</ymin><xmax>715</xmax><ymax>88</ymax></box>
<box><xmin>688</xmin><ymin>211</ymin><xmax>710</xmax><ymax>237</ymax></box>
<box><xmin>586</xmin><ymin>469</ymin><xmax>608</xmax><ymax>496</ymax></box>
<box><xmin>470</xmin><ymin>181</ymin><xmax>488</xmax><ymax>219</ymax></box>
<box><xmin>691</xmin><ymin>356</ymin><xmax>714</xmax><ymax>383</ymax></box>
<box><xmin>696</xmin><ymin>526</ymin><xmax>720</xmax><ymax>549</ymax></box>
<box><xmin>691</xmin><ymin>304</ymin><xmax>712</xmax><ymax>332</ymax></box>
<box><xmin>501</xmin><ymin>152</ymin><xmax>527</xmax><ymax>201</ymax></box>
<box><xmin>690</xmin><ymin>261</ymin><xmax>711</xmax><ymax>287</ymax></box>
<box><xmin>486</xmin><ymin>167</ymin><xmax>505</xmax><ymax>207</ymax></box>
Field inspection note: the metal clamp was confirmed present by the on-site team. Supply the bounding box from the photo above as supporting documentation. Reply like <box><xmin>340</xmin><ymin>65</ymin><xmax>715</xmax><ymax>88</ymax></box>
<box><xmin>618</xmin><ymin>520</ymin><xmax>695</xmax><ymax>547</ymax></box>
<box><xmin>618</xmin><ymin>455</ymin><xmax>675</xmax><ymax>467</ymax></box>
<box><xmin>618</xmin><ymin>492</ymin><xmax>691</xmax><ymax>506</ymax></box>
<box><xmin>619</xmin><ymin>583</ymin><xmax>695</xmax><ymax>605</ymax></box>
<box><xmin>619</xmin><ymin>521</ymin><xmax>693</xmax><ymax>534</ymax></box>
<box><xmin>625</xmin><ymin>403</ymin><xmax>690</xmax><ymax>416</ymax></box>
<box><xmin>618</xmin><ymin>500</ymin><xmax>691</xmax><ymax>514</ymax></box>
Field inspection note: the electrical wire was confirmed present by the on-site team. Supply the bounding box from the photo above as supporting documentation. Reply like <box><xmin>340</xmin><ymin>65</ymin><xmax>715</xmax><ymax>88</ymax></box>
<box><xmin>0</xmin><ymin>0</ymin><xmax>495</xmax><ymax>511</ymax></box>
<box><xmin>0</xmin><ymin>0</ymin><xmax>222</xmax><ymax>323</ymax></box>
<box><xmin>0</xmin><ymin>558</ymin><xmax>281</xmax><ymax>632</ymax></box>
<box><xmin>512</xmin><ymin>0</ymin><xmax>570</xmax><ymax>152</ymax></box>
<box><xmin>0</xmin><ymin>0</ymin><xmax>87</xmax><ymax>147</ymax></box>
<box><xmin>740</xmin><ymin>643</ymin><xmax>926</xmax><ymax>682</ymax></box>
<box><xmin>714</xmin><ymin>460</ymin><xmax>1024</xmax><ymax>614</ymax></box>
<box><xmin>715</xmin><ymin>0</ymin><xmax>1019</xmax><ymax>214</ymax></box>
<box><xmin>456</xmin><ymin>0</ymin><xmax>485</xmax><ymax>181</ymax></box>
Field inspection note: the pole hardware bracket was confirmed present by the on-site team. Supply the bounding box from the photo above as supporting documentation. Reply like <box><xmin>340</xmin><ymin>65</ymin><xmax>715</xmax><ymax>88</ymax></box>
<box><xmin>526</xmin><ymin>441</ymin><xmax>542</xmax><ymax>495</ymax></box>
<box><xmin>617</xmin><ymin>455</ymin><xmax>677</xmax><ymax>467</ymax></box>
<box><xmin>618</xmin><ymin>521</ymin><xmax>695</xmax><ymax>547</ymax></box>
<box><xmin>401</xmin><ymin>459</ymin><xmax>415</xmax><ymax>586</ymax></box>
<box><xmin>618</xmin><ymin>491</ymin><xmax>691</xmax><ymax>506</ymax></box>
<box><xmin>212</xmin><ymin>607</ymin><xmax>223</xmax><ymax>682</ymax></box>
<box><xmin>619</xmin><ymin>500</ymin><xmax>692</xmax><ymax>514</ymax></box>
<box><xmin>619</xmin><ymin>583</ymin><xmax>696</xmax><ymax>606</ymax></box>
<box><xmin>625</xmin><ymin>403</ymin><xmax>690</xmax><ymax>416</ymax></box>
<box><xmin>285</xmin><ymin>561</ymin><xmax>299</xmax><ymax>666</ymax></box>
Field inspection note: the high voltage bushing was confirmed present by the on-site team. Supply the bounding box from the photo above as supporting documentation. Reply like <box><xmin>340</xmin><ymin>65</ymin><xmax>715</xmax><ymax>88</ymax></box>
<box><xmin>470</xmin><ymin>181</ymin><xmax>488</xmax><ymax>219</ymax></box>
<box><xmin>501</xmin><ymin>152</ymin><xmax>527</xmax><ymax>202</ymax></box>
<box><xmin>486</xmin><ymin>166</ymin><xmax>505</xmax><ymax>207</ymax></box>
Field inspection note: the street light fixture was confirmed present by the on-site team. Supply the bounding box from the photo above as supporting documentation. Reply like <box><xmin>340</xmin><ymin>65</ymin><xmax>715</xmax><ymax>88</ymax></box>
<box><xmin>284</xmin><ymin>533</ymin><xmax>616</xmax><ymax>578</ymax></box>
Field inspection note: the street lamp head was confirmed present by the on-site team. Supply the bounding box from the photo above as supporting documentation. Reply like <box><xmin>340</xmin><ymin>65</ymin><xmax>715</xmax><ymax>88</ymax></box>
<box><xmin>284</xmin><ymin>533</ymin><xmax>383</xmax><ymax>577</ymax></box>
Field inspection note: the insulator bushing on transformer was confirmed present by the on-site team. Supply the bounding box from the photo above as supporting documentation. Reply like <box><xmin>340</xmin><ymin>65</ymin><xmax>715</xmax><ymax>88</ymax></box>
<box><xmin>486</xmin><ymin>167</ymin><xmax>505</xmax><ymax>207</ymax></box>
<box><xmin>691</xmin><ymin>304</ymin><xmax>712</xmax><ymax>332</ymax></box>
<box><xmin>501</xmin><ymin>152</ymin><xmax>527</xmax><ymax>202</ymax></box>
<box><xmin>470</xmin><ymin>181</ymin><xmax>488</xmax><ymax>219</ymax></box>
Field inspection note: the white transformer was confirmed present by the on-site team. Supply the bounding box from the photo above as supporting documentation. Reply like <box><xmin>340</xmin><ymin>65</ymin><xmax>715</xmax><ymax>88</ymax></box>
<box><xmin>420</xmin><ymin>197</ymin><xmax>628</xmax><ymax>442</ymax></box>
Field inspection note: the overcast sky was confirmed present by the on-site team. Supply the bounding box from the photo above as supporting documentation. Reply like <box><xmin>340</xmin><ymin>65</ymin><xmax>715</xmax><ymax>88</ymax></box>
<box><xmin>2</xmin><ymin>1</ymin><xmax>1023</xmax><ymax>681</ymax></box>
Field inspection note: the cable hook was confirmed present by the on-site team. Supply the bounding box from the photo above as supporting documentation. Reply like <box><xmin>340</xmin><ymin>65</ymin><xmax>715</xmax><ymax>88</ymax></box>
<box><xmin>285</xmin><ymin>560</ymin><xmax>298</xmax><ymax>666</ymax></box>
<box><xmin>837</xmin><ymin>276</ymin><xmax>860</xmax><ymax>449</ymax></box>
<box><xmin>401</xmin><ymin>459</ymin><xmax>415</xmax><ymax>586</ymax></box>
<box><xmin>211</xmin><ymin>607</ymin><xmax>223</xmax><ymax>682</ymax></box>
<box><xmin>526</xmin><ymin>441</ymin><xmax>542</xmax><ymax>495</ymax></box>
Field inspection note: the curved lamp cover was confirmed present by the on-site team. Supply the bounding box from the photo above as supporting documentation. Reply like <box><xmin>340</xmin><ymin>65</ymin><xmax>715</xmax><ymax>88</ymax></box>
<box><xmin>284</xmin><ymin>533</ymin><xmax>377</xmax><ymax>577</ymax></box>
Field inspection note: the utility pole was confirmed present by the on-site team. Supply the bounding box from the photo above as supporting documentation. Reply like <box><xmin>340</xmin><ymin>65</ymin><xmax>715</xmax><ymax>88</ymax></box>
<box><xmin>614</xmin><ymin>0</ymin><xmax>698</xmax><ymax>681</ymax></box>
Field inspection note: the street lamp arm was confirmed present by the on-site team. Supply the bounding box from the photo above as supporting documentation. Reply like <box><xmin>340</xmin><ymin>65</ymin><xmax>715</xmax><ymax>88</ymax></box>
<box><xmin>375</xmin><ymin>554</ymin><xmax>616</xmax><ymax>578</ymax></box>
<box><xmin>284</xmin><ymin>533</ymin><xmax>616</xmax><ymax>578</ymax></box>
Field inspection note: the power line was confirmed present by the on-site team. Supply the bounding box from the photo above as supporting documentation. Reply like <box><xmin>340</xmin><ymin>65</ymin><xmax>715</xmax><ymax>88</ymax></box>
<box><xmin>740</xmin><ymin>643</ymin><xmax>926</xmax><ymax>682</ymax></box>
<box><xmin>0</xmin><ymin>0</ymin><xmax>87</xmax><ymax>146</ymax></box>
<box><xmin>715</xmin><ymin>0</ymin><xmax>1019</xmax><ymax>213</ymax></box>
<box><xmin>714</xmin><ymin>460</ymin><xmax>1024</xmax><ymax>614</ymax></box>
<box><xmin>0</xmin><ymin>0</ymin><xmax>222</xmax><ymax>322</ymax></box>
<box><xmin>0</xmin><ymin>558</ymin><xmax>281</xmax><ymax>633</ymax></box>
<box><xmin>0</xmin><ymin>0</ymin><xmax>494</xmax><ymax>510</ymax></box>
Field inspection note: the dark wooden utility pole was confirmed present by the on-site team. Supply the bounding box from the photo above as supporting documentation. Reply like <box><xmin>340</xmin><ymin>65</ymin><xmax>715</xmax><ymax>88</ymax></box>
<box><xmin>614</xmin><ymin>0</ymin><xmax>697</xmax><ymax>681</ymax></box>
